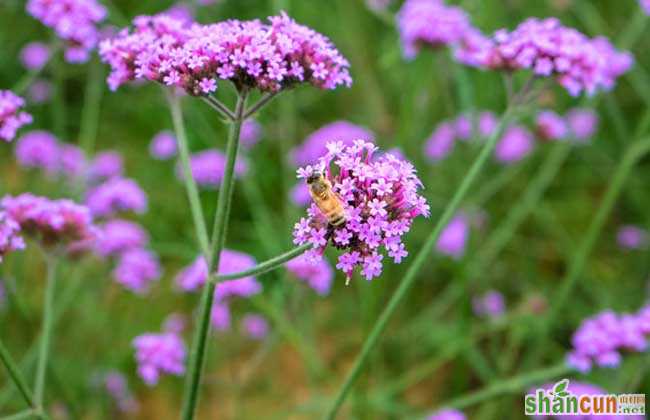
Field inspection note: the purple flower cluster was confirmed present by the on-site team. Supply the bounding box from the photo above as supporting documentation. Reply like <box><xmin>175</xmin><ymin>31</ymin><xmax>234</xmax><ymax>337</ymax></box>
<box><xmin>100</xmin><ymin>12</ymin><xmax>351</xmax><ymax>94</ymax></box>
<box><xmin>241</xmin><ymin>314</ymin><xmax>269</xmax><ymax>340</ymax></box>
<box><xmin>133</xmin><ymin>331</ymin><xmax>186</xmax><ymax>386</ymax></box>
<box><xmin>426</xmin><ymin>409</ymin><xmax>466</xmax><ymax>420</ymax></box>
<box><xmin>286</xmin><ymin>254</ymin><xmax>334</xmax><ymax>295</ymax></box>
<box><xmin>566</xmin><ymin>304</ymin><xmax>650</xmax><ymax>373</ymax></box>
<box><xmin>1</xmin><ymin>193</ymin><xmax>97</xmax><ymax>250</ymax></box>
<box><xmin>396</xmin><ymin>0</ymin><xmax>472</xmax><ymax>59</ymax></box>
<box><xmin>616</xmin><ymin>225</ymin><xmax>648</xmax><ymax>250</ymax></box>
<box><xmin>495</xmin><ymin>125</ymin><xmax>535</xmax><ymax>164</ymax></box>
<box><xmin>293</xmin><ymin>141</ymin><xmax>430</xmax><ymax>282</ymax></box>
<box><xmin>19</xmin><ymin>42</ymin><xmax>51</xmax><ymax>70</ymax></box>
<box><xmin>240</xmin><ymin>119</ymin><xmax>262</xmax><ymax>149</ymax></box>
<box><xmin>113</xmin><ymin>248</ymin><xmax>161</xmax><ymax>294</ymax></box>
<box><xmin>472</xmin><ymin>290</ymin><xmax>506</xmax><ymax>319</ymax></box>
<box><xmin>642</xmin><ymin>0</ymin><xmax>650</xmax><ymax>14</ymax></box>
<box><xmin>104</xmin><ymin>371</ymin><xmax>138</xmax><ymax>413</ymax></box>
<box><xmin>86</xmin><ymin>178</ymin><xmax>148</xmax><ymax>218</ymax></box>
<box><xmin>178</xmin><ymin>149</ymin><xmax>247</xmax><ymax>189</ymax></box>
<box><xmin>424</xmin><ymin>112</ymin><xmax>497</xmax><ymax>162</ymax></box>
<box><xmin>15</xmin><ymin>131</ymin><xmax>85</xmax><ymax>178</ymax></box>
<box><xmin>291</xmin><ymin>121</ymin><xmax>375</xmax><ymax>167</ymax></box>
<box><xmin>0</xmin><ymin>91</ymin><xmax>32</xmax><ymax>142</ymax></box>
<box><xmin>0</xmin><ymin>212</ymin><xmax>25</xmax><ymax>263</ymax></box>
<box><xmin>566</xmin><ymin>108</ymin><xmax>599</xmax><ymax>142</ymax></box>
<box><xmin>536</xmin><ymin>110</ymin><xmax>568</xmax><ymax>141</ymax></box>
<box><xmin>478</xmin><ymin>18</ymin><xmax>633</xmax><ymax>96</ymax></box>
<box><xmin>435</xmin><ymin>213</ymin><xmax>470</xmax><ymax>259</ymax></box>
<box><xmin>27</xmin><ymin>0</ymin><xmax>107</xmax><ymax>63</ymax></box>
<box><xmin>149</xmin><ymin>131</ymin><xmax>177</xmax><ymax>160</ymax></box>
<box><xmin>88</xmin><ymin>151</ymin><xmax>124</xmax><ymax>183</ymax></box>
<box><xmin>96</xmin><ymin>219</ymin><xmax>149</xmax><ymax>257</ymax></box>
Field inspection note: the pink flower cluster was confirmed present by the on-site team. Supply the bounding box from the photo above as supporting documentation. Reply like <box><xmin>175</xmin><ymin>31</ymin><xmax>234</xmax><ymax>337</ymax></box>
<box><xmin>15</xmin><ymin>131</ymin><xmax>84</xmax><ymax>178</ymax></box>
<box><xmin>19</xmin><ymin>42</ymin><xmax>51</xmax><ymax>71</ymax></box>
<box><xmin>293</xmin><ymin>141</ymin><xmax>430</xmax><ymax>282</ymax></box>
<box><xmin>241</xmin><ymin>314</ymin><xmax>269</xmax><ymax>340</ymax></box>
<box><xmin>240</xmin><ymin>119</ymin><xmax>262</xmax><ymax>149</ymax></box>
<box><xmin>149</xmin><ymin>131</ymin><xmax>177</xmax><ymax>160</ymax></box>
<box><xmin>473</xmin><ymin>18</ymin><xmax>633</xmax><ymax>96</ymax></box>
<box><xmin>133</xmin><ymin>331</ymin><xmax>186</xmax><ymax>386</ymax></box>
<box><xmin>616</xmin><ymin>225</ymin><xmax>648</xmax><ymax>250</ymax></box>
<box><xmin>1</xmin><ymin>193</ymin><xmax>98</xmax><ymax>251</ymax></box>
<box><xmin>396</xmin><ymin>0</ymin><xmax>472</xmax><ymax>59</ymax></box>
<box><xmin>0</xmin><ymin>211</ymin><xmax>25</xmax><ymax>262</ymax></box>
<box><xmin>95</xmin><ymin>219</ymin><xmax>149</xmax><ymax>257</ymax></box>
<box><xmin>85</xmin><ymin>178</ymin><xmax>148</xmax><ymax>218</ymax></box>
<box><xmin>113</xmin><ymin>249</ymin><xmax>161</xmax><ymax>294</ymax></box>
<box><xmin>566</xmin><ymin>304</ymin><xmax>650</xmax><ymax>373</ymax></box>
<box><xmin>177</xmin><ymin>149</ymin><xmax>247</xmax><ymax>189</ymax></box>
<box><xmin>27</xmin><ymin>0</ymin><xmax>107</xmax><ymax>63</ymax></box>
<box><xmin>435</xmin><ymin>213</ymin><xmax>470</xmax><ymax>259</ymax></box>
<box><xmin>286</xmin><ymin>254</ymin><xmax>334</xmax><ymax>295</ymax></box>
<box><xmin>100</xmin><ymin>12</ymin><xmax>351</xmax><ymax>94</ymax></box>
<box><xmin>88</xmin><ymin>151</ymin><xmax>124</xmax><ymax>183</ymax></box>
<box><xmin>642</xmin><ymin>0</ymin><xmax>650</xmax><ymax>14</ymax></box>
<box><xmin>0</xmin><ymin>91</ymin><xmax>32</xmax><ymax>142</ymax></box>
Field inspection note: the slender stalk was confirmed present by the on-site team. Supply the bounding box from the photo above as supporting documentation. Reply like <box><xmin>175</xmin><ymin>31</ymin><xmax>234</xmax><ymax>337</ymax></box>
<box><xmin>216</xmin><ymin>244</ymin><xmax>311</xmax><ymax>281</ymax></box>
<box><xmin>323</xmin><ymin>107</ymin><xmax>514</xmax><ymax>420</ymax></box>
<box><xmin>78</xmin><ymin>57</ymin><xmax>104</xmax><ymax>156</ymax></box>
<box><xmin>180</xmin><ymin>91</ymin><xmax>247</xmax><ymax>420</ymax></box>
<box><xmin>201</xmin><ymin>96</ymin><xmax>235</xmax><ymax>121</ymax></box>
<box><xmin>0</xmin><ymin>410</ymin><xmax>38</xmax><ymax>420</ymax></box>
<box><xmin>167</xmin><ymin>93</ymin><xmax>211</xmax><ymax>258</ymax></box>
<box><xmin>0</xmin><ymin>341</ymin><xmax>36</xmax><ymax>409</ymax></box>
<box><xmin>34</xmin><ymin>256</ymin><xmax>58</xmax><ymax>410</ymax></box>
<box><xmin>242</xmin><ymin>92</ymin><xmax>277</xmax><ymax>120</ymax></box>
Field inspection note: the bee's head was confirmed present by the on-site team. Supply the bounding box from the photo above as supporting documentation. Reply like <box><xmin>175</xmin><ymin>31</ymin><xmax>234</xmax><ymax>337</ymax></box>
<box><xmin>306</xmin><ymin>171</ymin><xmax>323</xmax><ymax>185</ymax></box>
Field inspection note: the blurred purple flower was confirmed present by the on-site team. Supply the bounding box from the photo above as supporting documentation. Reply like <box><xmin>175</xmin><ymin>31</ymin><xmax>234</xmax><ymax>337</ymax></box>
<box><xmin>397</xmin><ymin>0</ymin><xmax>472</xmax><ymax>59</ymax></box>
<box><xmin>478</xmin><ymin>111</ymin><xmax>498</xmax><ymax>138</ymax></box>
<box><xmin>163</xmin><ymin>313</ymin><xmax>186</xmax><ymax>335</ymax></box>
<box><xmin>454</xmin><ymin>115</ymin><xmax>472</xmax><ymax>141</ymax></box>
<box><xmin>27</xmin><ymin>80</ymin><xmax>53</xmax><ymax>104</ymax></box>
<box><xmin>536</xmin><ymin>110</ymin><xmax>568</xmax><ymax>141</ymax></box>
<box><xmin>149</xmin><ymin>131</ymin><xmax>177</xmax><ymax>160</ymax></box>
<box><xmin>96</xmin><ymin>219</ymin><xmax>148</xmax><ymax>257</ymax></box>
<box><xmin>472</xmin><ymin>290</ymin><xmax>506</xmax><ymax>319</ymax></box>
<box><xmin>642</xmin><ymin>0</ymin><xmax>650</xmax><ymax>14</ymax></box>
<box><xmin>104</xmin><ymin>371</ymin><xmax>138</xmax><ymax>413</ymax></box>
<box><xmin>179</xmin><ymin>149</ymin><xmax>247</xmax><ymax>189</ymax></box>
<box><xmin>19</xmin><ymin>42</ymin><xmax>51</xmax><ymax>70</ymax></box>
<box><xmin>453</xmin><ymin>27</ymin><xmax>493</xmax><ymax>68</ymax></box>
<box><xmin>59</xmin><ymin>144</ymin><xmax>86</xmax><ymax>179</ymax></box>
<box><xmin>495</xmin><ymin>126</ymin><xmax>534</xmax><ymax>164</ymax></box>
<box><xmin>211</xmin><ymin>302</ymin><xmax>230</xmax><ymax>331</ymax></box>
<box><xmin>15</xmin><ymin>131</ymin><xmax>60</xmax><ymax>173</ymax></box>
<box><xmin>424</xmin><ymin>122</ymin><xmax>456</xmax><ymax>162</ymax></box>
<box><xmin>240</xmin><ymin>119</ymin><xmax>262</xmax><ymax>149</ymax></box>
<box><xmin>241</xmin><ymin>314</ymin><xmax>269</xmax><ymax>340</ymax></box>
<box><xmin>427</xmin><ymin>409</ymin><xmax>466</xmax><ymax>420</ymax></box>
<box><xmin>88</xmin><ymin>151</ymin><xmax>124</xmax><ymax>183</ymax></box>
<box><xmin>27</xmin><ymin>0</ymin><xmax>107</xmax><ymax>63</ymax></box>
<box><xmin>113</xmin><ymin>248</ymin><xmax>161</xmax><ymax>294</ymax></box>
<box><xmin>100</xmin><ymin>12</ymin><xmax>351</xmax><ymax>94</ymax></box>
<box><xmin>616</xmin><ymin>225</ymin><xmax>648</xmax><ymax>250</ymax></box>
<box><xmin>286</xmin><ymin>254</ymin><xmax>334</xmax><ymax>295</ymax></box>
<box><xmin>0</xmin><ymin>90</ymin><xmax>33</xmax><ymax>142</ymax></box>
<box><xmin>165</xmin><ymin>3</ymin><xmax>194</xmax><ymax>23</ymax></box>
<box><xmin>566</xmin><ymin>108</ymin><xmax>598</xmax><ymax>142</ymax></box>
<box><xmin>133</xmin><ymin>331</ymin><xmax>186</xmax><ymax>386</ymax></box>
<box><xmin>436</xmin><ymin>213</ymin><xmax>469</xmax><ymax>259</ymax></box>
<box><xmin>0</xmin><ymin>212</ymin><xmax>25</xmax><ymax>263</ymax></box>
<box><xmin>293</xmin><ymin>141</ymin><xmax>429</xmax><ymax>282</ymax></box>
<box><xmin>291</xmin><ymin>121</ymin><xmax>375</xmax><ymax>167</ymax></box>
<box><xmin>86</xmin><ymin>178</ymin><xmax>148</xmax><ymax>218</ymax></box>
<box><xmin>290</xmin><ymin>183</ymin><xmax>311</xmax><ymax>206</ymax></box>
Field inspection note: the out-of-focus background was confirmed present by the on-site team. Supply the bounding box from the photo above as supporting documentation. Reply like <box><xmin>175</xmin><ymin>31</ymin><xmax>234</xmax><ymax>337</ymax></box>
<box><xmin>1</xmin><ymin>0</ymin><xmax>649</xmax><ymax>418</ymax></box>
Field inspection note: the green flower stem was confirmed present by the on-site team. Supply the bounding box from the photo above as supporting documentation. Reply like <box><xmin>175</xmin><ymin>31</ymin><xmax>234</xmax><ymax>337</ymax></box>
<box><xmin>242</xmin><ymin>92</ymin><xmax>277</xmax><ymax>120</ymax></box>
<box><xmin>215</xmin><ymin>244</ymin><xmax>311</xmax><ymax>282</ymax></box>
<box><xmin>180</xmin><ymin>92</ymin><xmax>247</xmax><ymax>420</ymax></box>
<box><xmin>323</xmin><ymin>107</ymin><xmax>514</xmax><ymax>420</ymax></box>
<box><xmin>0</xmin><ymin>410</ymin><xmax>39</xmax><ymax>420</ymax></box>
<box><xmin>201</xmin><ymin>96</ymin><xmax>235</xmax><ymax>121</ymax></box>
<box><xmin>0</xmin><ymin>341</ymin><xmax>36</xmax><ymax>410</ymax></box>
<box><xmin>34</xmin><ymin>256</ymin><xmax>58</xmax><ymax>411</ymax></box>
<box><xmin>437</xmin><ymin>363</ymin><xmax>570</xmax><ymax>411</ymax></box>
<box><xmin>78</xmin><ymin>56</ymin><xmax>104</xmax><ymax>157</ymax></box>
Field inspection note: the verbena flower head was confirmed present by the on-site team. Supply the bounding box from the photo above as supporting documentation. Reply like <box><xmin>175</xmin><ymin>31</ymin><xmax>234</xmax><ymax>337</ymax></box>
<box><xmin>566</xmin><ymin>108</ymin><xmax>598</xmax><ymax>142</ymax></box>
<box><xmin>15</xmin><ymin>131</ymin><xmax>60</xmax><ymax>173</ymax></box>
<box><xmin>424</xmin><ymin>122</ymin><xmax>456</xmax><ymax>162</ymax></box>
<box><xmin>132</xmin><ymin>331</ymin><xmax>186</xmax><ymax>386</ymax></box>
<box><xmin>616</xmin><ymin>225</ymin><xmax>648</xmax><ymax>250</ymax></box>
<box><xmin>0</xmin><ymin>90</ymin><xmax>33</xmax><ymax>142</ymax></box>
<box><xmin>96</xmin><ymin>219</ymin><xmax>149</xmax><ymax>257</ymax></box>
<box><xmin>100</xmin><ymin>12</ymin><xmax>351</xmax><ymax>94</ymax></box>
<box><xmin>293</xmin><ymin>140</ymin><xmax>430</xmax><ymax>283</ymax></box>
<box><xmin>88</xmin><ymin>151</ymin><xmax>124</xmax><ymax>183</ymax></box>
<box><xmin>286</xmin><ymin>254</ymin><xmax>334</xmax><ymax>295</ymax></box>
<box><xmin>426</xmin><ymin>409</ymin><xmax>466</xmax><ymax>420</ymax></box>
<box><xmin>27</xmin><ymin>0</ymin><xmax>107</xmax><ymax>63</ymax></box>
<box><xmin>494</xmin><ymin>126</ymin><xmax>534</xmax><ymax>164</ymax></box>
<box><xmin>86</xmin><ymin>178</ymin><xmax>148</xmax><ymax>218</ymax></box>
<box><xmin>113</xmin><ymin>248</ymin><xmax>161</xmax><ymax>294</ymax></box>
<box><xmin>536</xmin><ymin>110</ymin><xmax>568</xmax><ymax>141</ymax></box>
<box><xmin>104</xmin><ymin>371</ymin><xmax>138</xmax><ymax>413</ymax></box>
<box><xmin>0</xmin><ymin>212</ymin><xmax>25</xmax><ymax>263</ymax></box>
<box><xmin>179</xmin><ymin>149</ymin><xmax>247</xmax><ymax>189</ymax></box>
<box><xmin>566</xmin><ymin>304</ymin><xmax>650</xmax><ymax>373</ymax></box>
<box><xmin>59</xmin><ymin>144</ymin><xmax>86</xmax><ymax>179</ymax></box>
<box><xmin>396</xmin><ymin>0</ymin><xmax>472</xmax><ymax>59</ymax></box>
<box><xmin>481</xmin><ymin>18</ymin><xmax>632</xmax><ymax>96</ymax></box>
<box><xmin>435</xmin><ymin>213</ymin><xmax>469</xmax><ymax>259</ymax></box>
<box><xmin>19</xmin><ymin>42</ymin><xmax>51</xmax><ymax>70</ymax></box>
<box><xmin>472</xmin><ymin>290</ymin><xmax>506</xmax><ymax>319</ymax></box>
<box><xmin>1</xmin><ymin>193</ymin><xmax>97</xmax><ymax>250</ymax></box>
<box><xmin>291</xmin><ymin>121</ymin><xmax>375</xmax><ymax>167</ymax></box>
<box><xmin>240</xmin><ymin>119</ymin><xmax>262</xmax><ymax>149</ymax></box>
<box><xmin>149</xmin><ymin>131</ymin><xmax>177</xmax><ymax>160</ymax></box>
<box><xmin>241</xmin><ymin>314</ymin><xmax>269</xmax><ymax>340</ymax></box>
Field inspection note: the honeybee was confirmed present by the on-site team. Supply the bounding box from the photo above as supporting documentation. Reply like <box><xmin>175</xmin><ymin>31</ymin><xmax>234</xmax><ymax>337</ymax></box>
<box><xmin>306</xmin><ymin>171</ymin><xmax>347</xmax><ymax>227</ymax></box>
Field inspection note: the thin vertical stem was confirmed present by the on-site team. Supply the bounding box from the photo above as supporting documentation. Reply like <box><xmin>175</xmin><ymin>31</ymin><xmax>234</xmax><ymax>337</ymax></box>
<box><xmin>78</xmin><ymin>57</ymin><xmax>104</xmax><ymax>156</ymax></box>
<box><xmin>34</xmin><ymin>256</ymin><xmax>58</xmax><ymax>410</ymax></box>
<box><xmin>0</xmin><ymin>341</ymin><xmax>35</xmax><ymax>409</ymax></box>
<box><xmin>180</xmin><ymin>92</ymin><xmax>247</xmax><ymax>420</ymax></box>
<box><xmin>324</xmin><ymin>107</ymin><xmax>514</xmax><ymax>420</ymax></box>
